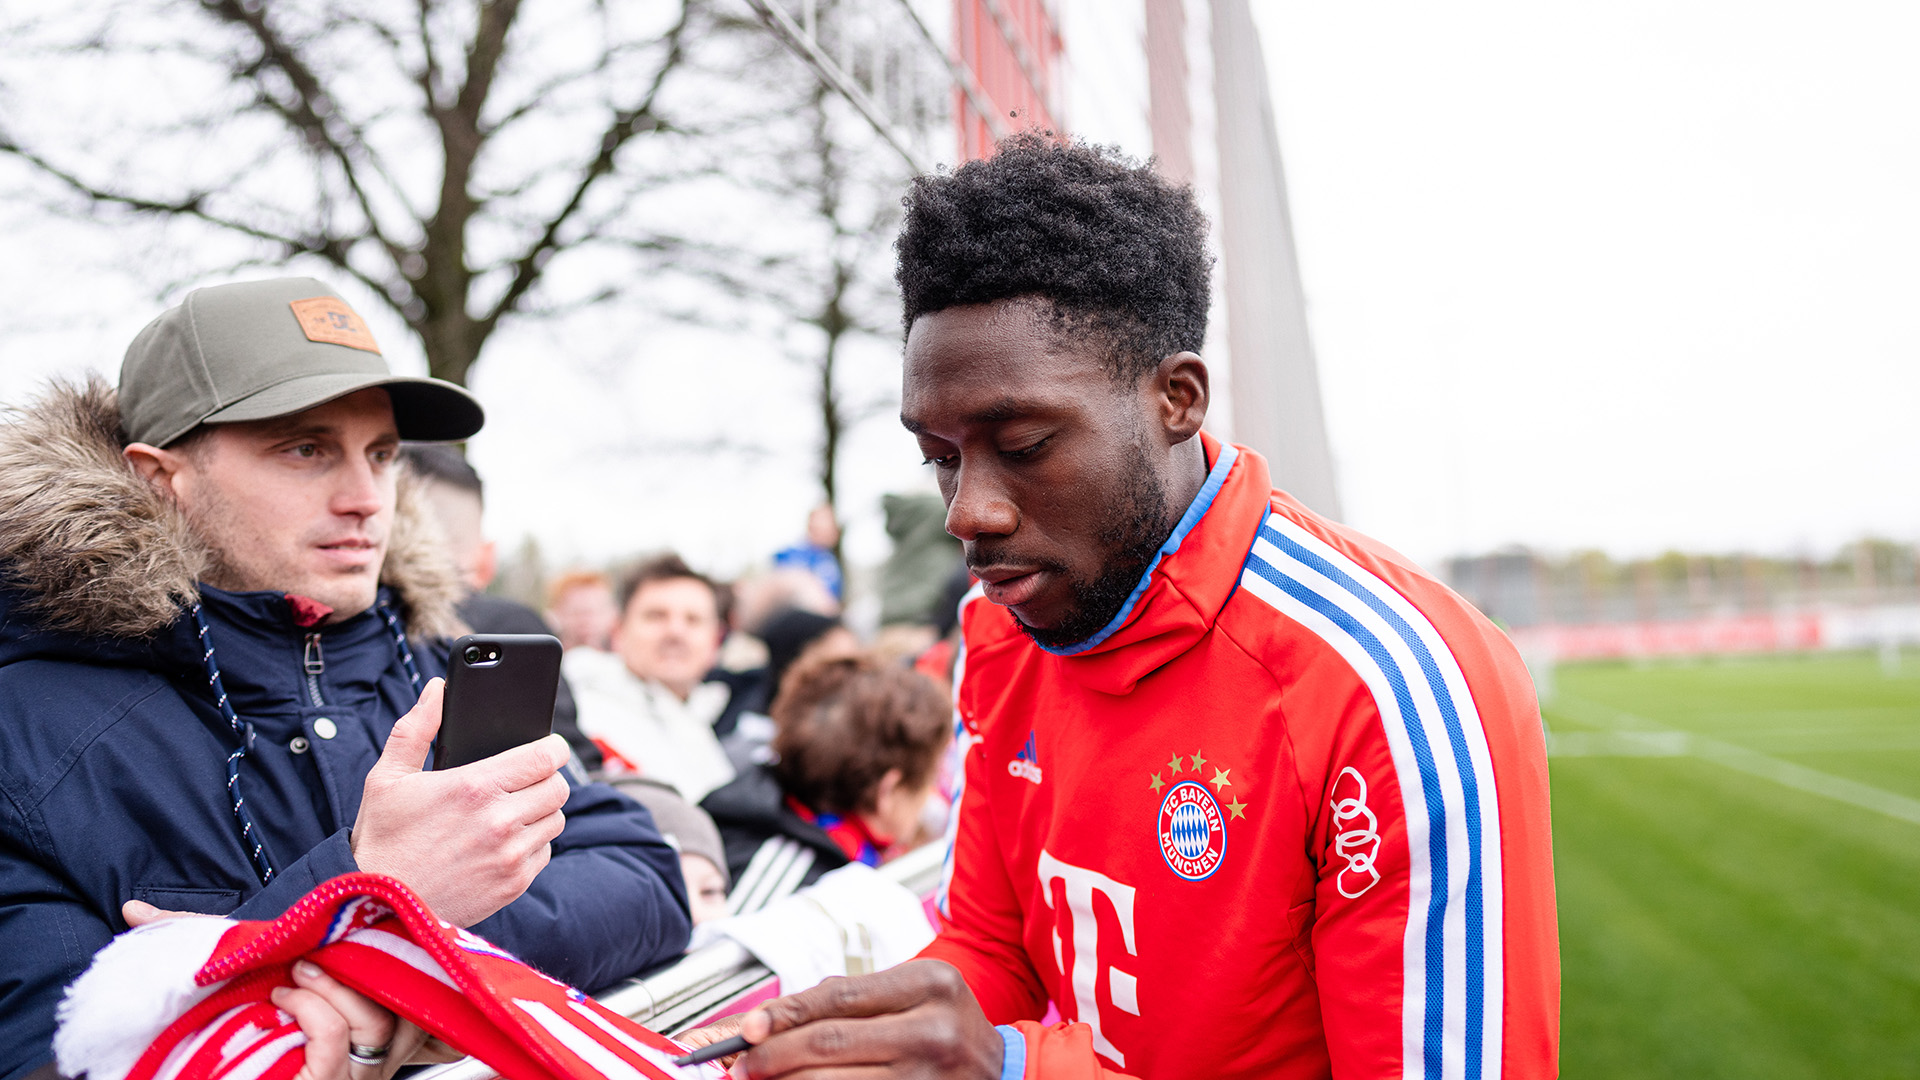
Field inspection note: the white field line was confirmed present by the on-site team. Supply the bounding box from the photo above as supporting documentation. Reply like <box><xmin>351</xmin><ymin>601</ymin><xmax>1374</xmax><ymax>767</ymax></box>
<box><xmin>1547</xmin><ymin>698</ymin><xmax>1920</xmax><ymax>826</ymax></box>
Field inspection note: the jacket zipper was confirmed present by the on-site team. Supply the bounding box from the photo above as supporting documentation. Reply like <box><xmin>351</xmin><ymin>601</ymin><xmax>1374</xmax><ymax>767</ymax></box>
<box><xmin>303</xmin><ymin>633</ymin><xmax>326</xmax><ymax>706</ymax></box>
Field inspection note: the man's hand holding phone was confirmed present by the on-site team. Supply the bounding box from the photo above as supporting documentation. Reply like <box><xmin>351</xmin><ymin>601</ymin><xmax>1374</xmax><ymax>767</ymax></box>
<box><xmin>350</xmin><ymin>678</ymin><xmax>572</xmax><ymax>927</ymax></box>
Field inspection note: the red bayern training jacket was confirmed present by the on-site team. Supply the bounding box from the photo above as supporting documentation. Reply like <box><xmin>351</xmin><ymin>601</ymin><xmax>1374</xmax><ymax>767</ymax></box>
<box><xmin>919</xmin><ymin>434</ymin><xmax>1559</xmax><ymax>1079</ymax></box>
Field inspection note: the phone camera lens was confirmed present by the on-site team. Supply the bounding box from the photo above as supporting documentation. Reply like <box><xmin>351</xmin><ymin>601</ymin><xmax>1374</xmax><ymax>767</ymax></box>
<box><xmin>463</xmin><ymin>645</ymin><xmax>482</xmax><ymax>664</ymax></box>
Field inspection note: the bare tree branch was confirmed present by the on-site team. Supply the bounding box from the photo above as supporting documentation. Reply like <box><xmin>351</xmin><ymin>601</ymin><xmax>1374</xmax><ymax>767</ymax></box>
<box><xmin>3</xmin><ymin>138</ymin><xmax>302</xmax><ymax>253</ymax></box>
<box><xmin>414</xmin><ymin>0</ymin><xmax>444</xmax><ymax>112</ymax></box>
<box><xmin>0</xmin><ymin>130</ymin><xmax>407</xmax><ymax>310</ymax></box>
<box><xmin>474</xmin><ymin>2</ymin><xmax>695</xmax><ymax>340</ymax></box>
<box><xmin>479</xmin><ymin>39</ymin><xmax>659</xmax><ymax>138</ymax></box>
<box><xmin>197</xmin><ymin>0</ymin><xmax>409</xmax><ymax>270</ymax></box>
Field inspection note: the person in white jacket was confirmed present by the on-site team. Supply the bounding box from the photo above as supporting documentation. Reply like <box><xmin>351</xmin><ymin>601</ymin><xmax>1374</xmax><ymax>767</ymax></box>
<box><xmin>565</xmin><ymin>552</ymin><xmax>737</xmax><ymax>802</ymax></box>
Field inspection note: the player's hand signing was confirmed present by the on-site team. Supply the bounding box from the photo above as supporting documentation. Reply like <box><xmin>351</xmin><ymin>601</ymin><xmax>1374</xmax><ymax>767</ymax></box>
<box><xmin>704</xmin><ymin>960</ymin><xmax>1004</xmax><ymax>1079</ymax></box>
<box><xmin>349</xmin><ymin>677</ymin><xmax>572</xmax><ymax>927</ymax></box>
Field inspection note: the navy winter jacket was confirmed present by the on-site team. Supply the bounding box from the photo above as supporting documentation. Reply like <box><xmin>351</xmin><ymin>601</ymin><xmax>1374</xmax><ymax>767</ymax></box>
<box><xmin>0</xmin><ymin>383</ymin><xmax>690</xmax><ymax>1080</ymax></box>
<box><xmin>0</xmin><ymin>584</ymin><xmax>692</xmax><ymax>1078</ymax></box>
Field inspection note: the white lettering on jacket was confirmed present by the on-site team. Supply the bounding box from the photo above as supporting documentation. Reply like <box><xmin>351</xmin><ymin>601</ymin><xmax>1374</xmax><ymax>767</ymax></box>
<box><xmin>1036</xmin><ymin>849</ymin><xmax>1140</xmax><ymax>1068</ymax></box>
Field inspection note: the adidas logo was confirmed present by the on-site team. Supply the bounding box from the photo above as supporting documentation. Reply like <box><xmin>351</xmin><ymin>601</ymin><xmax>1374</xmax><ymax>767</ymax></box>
<box><xmin>1008</xmin><ymin>731</ymin><xmax>1043</xmax><ymax>784</ymax></box>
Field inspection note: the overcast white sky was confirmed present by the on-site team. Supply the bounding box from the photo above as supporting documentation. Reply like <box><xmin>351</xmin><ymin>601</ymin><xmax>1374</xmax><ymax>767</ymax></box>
<box><xmin>1</xmin><ymin>1</ymin><xmax>1915</xmax><ymax>580</ymax></box>
<box><xmin>1249</xmin><ymin>0</ymin><xmax>1920</xmax><ymax>565</ymax></box>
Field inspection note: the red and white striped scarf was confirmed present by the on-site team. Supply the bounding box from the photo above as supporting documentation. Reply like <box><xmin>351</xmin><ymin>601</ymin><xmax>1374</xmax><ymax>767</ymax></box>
<box><xmin>55</xmin><ymin>873</ymin><xmax>717</xmax><ymax>1080</ymax></box>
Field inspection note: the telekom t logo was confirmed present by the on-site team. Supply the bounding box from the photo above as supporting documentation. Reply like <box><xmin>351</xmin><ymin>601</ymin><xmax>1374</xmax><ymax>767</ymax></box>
<box><xmin>1036</xmin><ymin>850</ymin><xmax>1140</xmax><ymax>1067</ymax></box>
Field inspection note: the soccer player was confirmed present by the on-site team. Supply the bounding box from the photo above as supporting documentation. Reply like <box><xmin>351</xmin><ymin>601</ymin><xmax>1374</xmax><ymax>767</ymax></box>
<box><xmin>694</xmin><ymin>135</ymin><xmax>1559</xmax><ymax>1079</ymax></box>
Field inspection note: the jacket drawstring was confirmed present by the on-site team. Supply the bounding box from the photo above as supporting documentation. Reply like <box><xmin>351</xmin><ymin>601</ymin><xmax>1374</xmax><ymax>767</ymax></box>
<box><xmin>193</xmin><ymin>599</ymin><xmax>422</xmax><ymax>888</ymax></box>
<box><xmin>377</xmin><ymin>601</ymin><xmax>424</xmax><ymax>694</ymax></box>
<box><xmin>190</xmin><ymin>603</ymin><xmax>276</xmax><ymax>885</ymax></box>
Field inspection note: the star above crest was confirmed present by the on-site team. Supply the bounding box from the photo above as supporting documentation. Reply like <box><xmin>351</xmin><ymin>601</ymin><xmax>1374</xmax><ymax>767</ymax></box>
<box><xmin>1152</xmin><ymin>749</ymin><xmax>1252</xmax><ymax>823</ymax></box>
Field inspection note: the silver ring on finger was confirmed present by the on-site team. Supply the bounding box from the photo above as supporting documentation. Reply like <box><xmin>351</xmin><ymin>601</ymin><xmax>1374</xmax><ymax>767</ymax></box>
<box><xmin>347</xmin><ymin>1044</ymin><xmax>391</xmax><ymax>1067</ymax></box>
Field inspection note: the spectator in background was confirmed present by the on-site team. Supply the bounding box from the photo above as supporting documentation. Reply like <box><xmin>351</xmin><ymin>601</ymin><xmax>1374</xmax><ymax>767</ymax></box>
<box><xmin>714</xmin><ymin>605</ymin><xmax>852</xmax><ymax>727</ymax></box>
<box><xmin>607</xmin><ymin>777</ymin><xmax>731</xmax><ymax>927</ymax></box>
<box><xmin>771</xmin><ymin>503</ymin><xmax>844</xmax><ymax>603</ymax></box>
<box><xmin>713</xmin><ymin>607</ymin><xmax>859</xmax><ymax>772</ymax></box>
<box><xmin>863</xmin><ymin>493</ymin><xmax>960</xmax><ymax>669</ymax></box>
<box><xmin>401</xmin><ymin>445</ymin><xmax>599</xmax><ymax>770</ymax></box>
<box><xmin>878</xmin><ymin>491</ymin><xmax>964</xmax><ymax>637</ymax></box>
<box><xmin>566</xmin><ymin>554</ymin><xmax>736</xmax><ymax>801</ymax></box>
<box><xmin>717</xmin><ymin>564</ymin><xmax>841</xmax><ymax>674</ymax></box>
<box><xmin>761</xmin><ymin>609</ymin><xmax>860</xmax><ymax>699</ymax></box>
<box><xmin>546</xmin><ymin>569</ymin><xmax>619</xmax><ymax>653</ymax></box>
<box><xmin>700</xmin><ymin>652</ymin><xmax>949</xmax><ymax>906</ymax></box>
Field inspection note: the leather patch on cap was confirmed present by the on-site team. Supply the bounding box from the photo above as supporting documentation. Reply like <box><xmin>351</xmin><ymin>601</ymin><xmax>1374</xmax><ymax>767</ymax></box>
<box><xmin>289</xmin><ymin>296</ymin><xmax>381</xmax><ymax>354</ymax></box>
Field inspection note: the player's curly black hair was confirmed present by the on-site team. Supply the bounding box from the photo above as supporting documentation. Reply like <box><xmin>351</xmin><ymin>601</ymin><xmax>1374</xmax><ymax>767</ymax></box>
<box><xmin>895</xmin><ymin>133</ymin><xmax>1213</xmax><ymax>382</ymax></box>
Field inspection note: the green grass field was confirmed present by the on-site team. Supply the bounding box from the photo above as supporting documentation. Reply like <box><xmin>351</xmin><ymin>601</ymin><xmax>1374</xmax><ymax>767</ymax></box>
<box><xmin>1546</xmin><ymin>650</ymin><xmax>1920</xmax><ymax>1078</ymax></box>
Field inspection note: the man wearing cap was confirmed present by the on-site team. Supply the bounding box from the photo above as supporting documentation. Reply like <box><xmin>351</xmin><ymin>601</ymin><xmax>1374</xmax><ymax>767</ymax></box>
<box><xmin>0</xmin><ymin>278</ymin><xmax>692</xmax><ymax>1079</ymax></box>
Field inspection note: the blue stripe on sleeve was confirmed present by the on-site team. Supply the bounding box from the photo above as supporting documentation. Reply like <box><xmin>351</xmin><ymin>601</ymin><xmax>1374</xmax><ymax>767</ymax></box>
<box><xmin>996</xmin><ymin>1025</ymin><xmax>1028</xmax><ymax>1080</ymax></box>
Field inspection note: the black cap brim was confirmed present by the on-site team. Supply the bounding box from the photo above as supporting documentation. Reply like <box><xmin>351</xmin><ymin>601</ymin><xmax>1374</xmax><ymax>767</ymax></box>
<box><xmin>197</xmin><ymin>373</ymin><xmax>485</xmax><ymax>442</ymax></box>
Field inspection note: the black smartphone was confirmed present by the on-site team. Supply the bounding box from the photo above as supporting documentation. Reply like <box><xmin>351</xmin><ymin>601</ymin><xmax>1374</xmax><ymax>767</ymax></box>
<box><xmin>432</xmin><ymin>634</ymin><xmax>563</xmax><ymax>770</ymax></box>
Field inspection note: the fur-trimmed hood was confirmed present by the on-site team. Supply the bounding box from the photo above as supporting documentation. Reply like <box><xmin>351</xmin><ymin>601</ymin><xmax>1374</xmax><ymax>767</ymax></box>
<box><xmin>0</xmin><ymin>377</ymin><xmax>465</xmax><ymax>642</ymax></box>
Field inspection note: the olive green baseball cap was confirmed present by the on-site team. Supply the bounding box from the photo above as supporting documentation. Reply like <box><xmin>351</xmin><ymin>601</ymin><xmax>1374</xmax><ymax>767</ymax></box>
<box><xmin>118</xmin><ymin>277</ymin><xmax>485</xmax><ymax>447</ymax></box>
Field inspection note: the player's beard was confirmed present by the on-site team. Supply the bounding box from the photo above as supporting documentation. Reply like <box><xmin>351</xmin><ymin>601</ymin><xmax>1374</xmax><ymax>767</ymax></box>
<box><xmin>1014</xmin><ymin>436</ymin><xmax>1177</xmax><ymax>650</ymax></box>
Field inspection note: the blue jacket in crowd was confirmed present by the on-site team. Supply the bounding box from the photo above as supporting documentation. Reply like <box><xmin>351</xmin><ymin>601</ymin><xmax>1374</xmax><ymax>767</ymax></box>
<box><xmin>0</xmin><ymin>382</ymin><xmax>691</xmax><ymax>1080</ymax></box>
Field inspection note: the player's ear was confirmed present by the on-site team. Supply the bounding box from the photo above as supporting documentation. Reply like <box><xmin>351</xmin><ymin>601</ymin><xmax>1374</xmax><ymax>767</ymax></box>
<box><xmin>1154</xmin><ymin>352</ymin><xmax>1209</xmax><ymax>442</ymax></box>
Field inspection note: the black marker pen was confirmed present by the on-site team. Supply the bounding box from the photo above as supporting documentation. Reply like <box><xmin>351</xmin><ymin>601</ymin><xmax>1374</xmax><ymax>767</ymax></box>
<box><xmin>670</xmin><ymin>1033</ymin><xmax>752</xmax><ymax>1068</ymax></box>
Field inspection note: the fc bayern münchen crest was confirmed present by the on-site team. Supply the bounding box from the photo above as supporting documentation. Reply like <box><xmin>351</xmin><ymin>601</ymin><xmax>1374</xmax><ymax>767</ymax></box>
<box><xmin>1158</xmin><ymin>781</ymin><xmax>1226</xmax><ymax>880</ymax></box>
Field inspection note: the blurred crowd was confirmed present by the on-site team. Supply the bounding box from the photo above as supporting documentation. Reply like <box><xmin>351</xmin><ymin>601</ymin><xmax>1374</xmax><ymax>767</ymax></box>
<box><xmin>402</xmin><ymin>445</ymin><xmax>970</xmax><ymax>927</ymax></box>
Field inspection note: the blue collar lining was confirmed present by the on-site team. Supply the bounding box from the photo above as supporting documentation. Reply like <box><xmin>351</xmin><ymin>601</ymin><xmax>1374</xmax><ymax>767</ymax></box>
<box><xmin>1037</xmin><ymin>442</ymin><xmax>1240</xmax><ymax>657</ymax></box>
